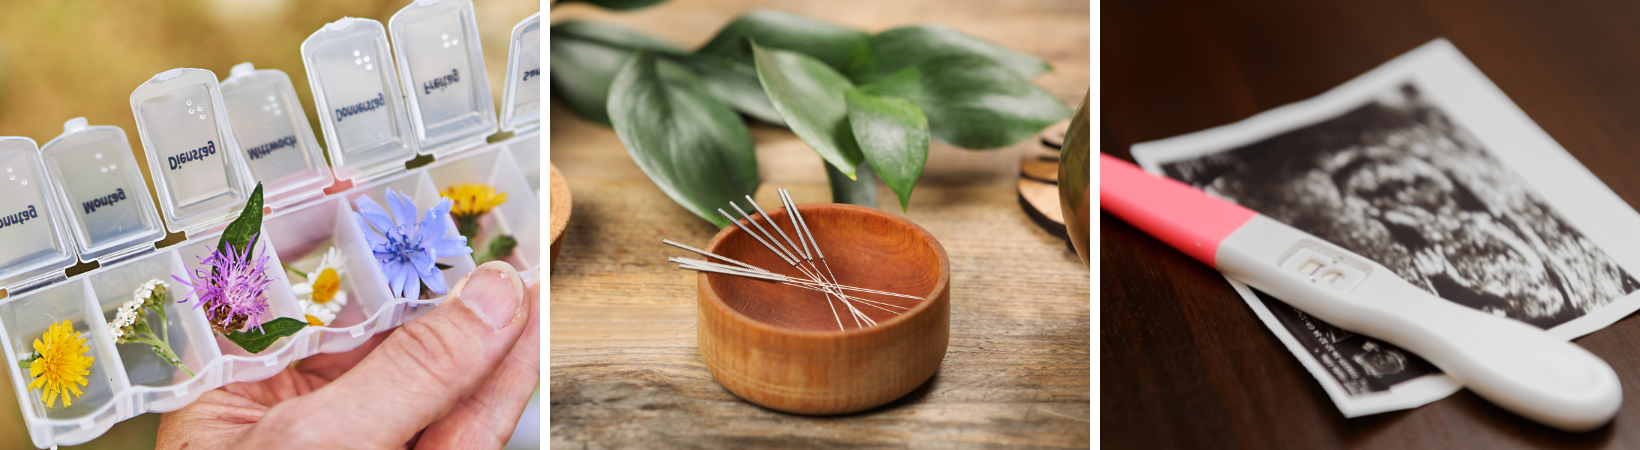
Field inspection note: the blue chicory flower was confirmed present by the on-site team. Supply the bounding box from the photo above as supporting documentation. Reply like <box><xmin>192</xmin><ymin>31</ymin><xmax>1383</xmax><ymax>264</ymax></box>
<box><xmin>354</xmin><ymin>189</ymin><xmax>472</xmax><ymax>299</ymax></box>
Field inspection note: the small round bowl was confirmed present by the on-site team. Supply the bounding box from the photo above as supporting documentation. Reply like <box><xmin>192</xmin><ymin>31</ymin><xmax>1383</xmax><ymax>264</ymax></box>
<box><xmin>697</xmin><ymin>203</ymin><xmax>950</xmax><ymax>415</ymax></box>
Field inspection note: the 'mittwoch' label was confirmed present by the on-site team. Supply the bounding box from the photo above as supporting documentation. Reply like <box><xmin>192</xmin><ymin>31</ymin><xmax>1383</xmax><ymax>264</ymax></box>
<box><xmin>334</xmin><ymin>93</ymin><xmax>386</xmax><ymax>122</ymax></box>
<box><xmin>247</xmin><ymin>135</ymin><xmax>297</xmax><ymax>160</ymax></box>
<box><xmin>0</xmin><ymin>205</ymin><xmax>37</xmax><ymax>229</ymax></box>
<box><xmin>422</xmin><ymin>69</ymin><xmax>460</xmax><ymax>95</ymax></box>
<box><xmin>82</xmin><ymin>189</ymin><xmax>127</xmax><ymax>214</ymax></box>
<box><xmin>169</xmin><ymin>141</ymin><xmax>217</xmax><ymax>170</ymax></box>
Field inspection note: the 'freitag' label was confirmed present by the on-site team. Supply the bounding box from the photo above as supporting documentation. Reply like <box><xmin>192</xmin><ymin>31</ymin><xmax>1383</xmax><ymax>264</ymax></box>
<box><xmin>82</xmin><ymin>189</ymin><xmax>127</xmax><ymax>214</ymax></box>
<box><xmin>246</xmin><ymin>135</ymin><xmax>297</xmax><ymax>160</ymax></box>
<box><xmin>0</xmin><ymin>205</ymin><xmax>37</xmax><ymax>229</ymax></box>
<box><xmin>334</xmin><ymin>93</ymin><xmax>386</xmax><ymax>122</ymax></box>
<box><xmin>169</xmin><ymin>141</ymin><xmax>217</xmax><ymax>170</ymax></box>
<box><xmin>422</xmin><ymin>69</ymin><xmax>460</xmax><ymax>95</ymax></box>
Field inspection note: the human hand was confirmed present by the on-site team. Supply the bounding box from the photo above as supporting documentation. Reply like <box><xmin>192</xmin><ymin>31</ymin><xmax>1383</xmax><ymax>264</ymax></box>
<box><xmin>156</xmin><ymin>261</ymin><xmax>540</xmax><ymax>449</ymax></box>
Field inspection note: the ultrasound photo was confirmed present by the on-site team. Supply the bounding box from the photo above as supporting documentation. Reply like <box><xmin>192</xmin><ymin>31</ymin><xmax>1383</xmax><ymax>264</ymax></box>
<box><xmin>1160</xmin><ymin>84</ymin><xmax>1640</xmax><ymax>330</ymax></box>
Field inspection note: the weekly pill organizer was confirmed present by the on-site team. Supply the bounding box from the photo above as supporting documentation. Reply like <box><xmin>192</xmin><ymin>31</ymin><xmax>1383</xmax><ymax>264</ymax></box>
<box><xmin>0</xmin><ymin>2</ymin><xmax>541</xmax><ymax>447</ymax></box>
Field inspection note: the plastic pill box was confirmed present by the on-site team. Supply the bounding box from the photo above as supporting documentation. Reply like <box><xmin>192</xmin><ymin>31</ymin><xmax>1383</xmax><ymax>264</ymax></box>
<box><xmin>0</xmin><ymin>2</ymin><xmax>540</xmax><ymax>446</ymax></box>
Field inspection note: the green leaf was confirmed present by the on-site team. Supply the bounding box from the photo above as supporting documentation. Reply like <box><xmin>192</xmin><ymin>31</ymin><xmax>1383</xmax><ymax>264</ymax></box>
<box><xmin>844</xmin><ymin>89</ymin><xmax>927</xmax><ymax>211</ymax></box>
<box><xmin>697</xmin><ymin>9</ymin><xmax>868</xmax><ymax>70</ymax></box>
<box><xmin>476</xmin><ymin>234</ymin><xmax>519</xmax><ymax>264</ymax></box>
<box><xmin>219</xmin><ymin>183</ymin><xmax>264</xmax><ymax>261</ymax></box>
<box><xmin>826</xmin><ymin>161</ymin><xmax>878</xmax><ymax>207</ymax></box>
<box><xmin>222</xmin><ymin>317</ymin><xmax>308</xmax><ymax>354</ymax></box>
<box><xmin>751</xmin><ymin>42</ymin><xmax>864</xmax><ymax>177</ymax></box>
<box><xmin>567</xmin><ymin>0</ymin><xmax>668</xmax><ymax>10</ymax></box>
<box><xmin>609</xmin><ymin>53</ymin><xmax>760</xmax><ymax>228</ymax></box>
<box><xmin>856</xmin><ymin>56</ymin><xmax>1071</xmax><ymax>149</ymax></box>
<box><xmin>680</xmin><ymin>55</ymin><xmax>784</xmax><ymax>125</ymax></box>
<box><xmin>843</xmin><ymin>25</ymin><xmax>1053</xmax><ymax>84</ymax></box>
<box><xmin>549</xmin><ymin>22</ymin><xmax>685</xmax><ymax>126</ymax></box>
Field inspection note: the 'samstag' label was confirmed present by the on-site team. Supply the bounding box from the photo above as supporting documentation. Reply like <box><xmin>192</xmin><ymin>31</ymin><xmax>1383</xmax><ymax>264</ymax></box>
<box><xmin>334</xmin><ymin>93</ymin><xmax>386</xmax><ymax>122</ymax></box>
<box><xmin>422</xmin><ymin>69</ymin><xmax>460</xmax><ymax>95</ymax></box>
<box><xmin>169</xmin><ymin>141</ymin><xmax>217</xmax><ymax>170</ymax></box>
<box><xmin>247</xmin><ymin>135</ymin><xmax>296</xmax><ymax>160</ymax></box>
<box><xmin>82</xmin><ymin>189</ymin><xmax>126</xmax><ymax>214</ymax></box>
<box><xmin>0</xmin><ymin>205</ymin><xmax>37</xmax><ymax>229</ymax></box>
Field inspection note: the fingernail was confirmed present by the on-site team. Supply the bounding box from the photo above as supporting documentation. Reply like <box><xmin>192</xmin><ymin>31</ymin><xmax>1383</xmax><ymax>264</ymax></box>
<box><xmin>458</xmin><ymin>262</ymin><xmax>522</xmax><ymax>329</ymax></box>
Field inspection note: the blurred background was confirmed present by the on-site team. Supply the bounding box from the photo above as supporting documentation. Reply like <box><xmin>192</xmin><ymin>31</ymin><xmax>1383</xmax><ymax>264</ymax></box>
<box><xmin>0</xmin><ymin>0</ymin><xmax>539</xmax><ymax>447</ymax></box>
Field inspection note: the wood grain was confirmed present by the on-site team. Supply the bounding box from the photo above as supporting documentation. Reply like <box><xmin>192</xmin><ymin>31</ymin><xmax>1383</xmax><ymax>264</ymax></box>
<box><xmin>1104</xmin><ymin>0</ymin><xmax>1640</xmax><ymax>448</ymax></box>
<box><xmin>549</xmin><ymin>163</ymin><xmax>571</xmax><ymax>270</ymax></box>
<box><xmin>549</xmin><ymin>0</ymin><xmax>1090</xmax><ymax>447</ymax></box>
<box><xmin>698</xmin><ymin>204</ymin><xmax>950</xmax><ymax>414</ymax></box>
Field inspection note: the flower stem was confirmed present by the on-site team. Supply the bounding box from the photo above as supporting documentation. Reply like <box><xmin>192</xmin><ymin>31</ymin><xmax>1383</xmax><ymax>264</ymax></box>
<box><xmin>132</xmin><ymin>334</ymin><xmax>194</xmax><ymax>378</ymax></box>
<box><xmin>282</xmin><ymin>263</ymin><xmax>308</xmax><ymax>279</ymax></box>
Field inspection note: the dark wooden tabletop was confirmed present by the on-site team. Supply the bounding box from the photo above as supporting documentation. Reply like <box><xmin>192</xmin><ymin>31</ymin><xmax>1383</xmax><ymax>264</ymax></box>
<box><xmin>1102</xmin><ymin>1</ymin><xmax>1640</xmax><ymax>448</ymax></box>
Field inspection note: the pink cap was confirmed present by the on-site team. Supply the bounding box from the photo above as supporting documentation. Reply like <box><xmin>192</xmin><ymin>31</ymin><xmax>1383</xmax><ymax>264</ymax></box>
<box><xmin>1100</xmin><ymin>153</ymin><xmax>1256</xmax><ymax>267</ymax></box>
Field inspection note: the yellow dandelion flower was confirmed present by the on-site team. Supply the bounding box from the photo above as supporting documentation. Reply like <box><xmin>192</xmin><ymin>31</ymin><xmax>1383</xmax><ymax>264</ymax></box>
<box><xmin>442</xmin><ymin>184</ymin><xmax>507</xmax><ymax>219</ymax></box>
<box><xmin>27</xmin><ymin>320</ymin><xmax>93</xmax><ymax>408</ymax></box>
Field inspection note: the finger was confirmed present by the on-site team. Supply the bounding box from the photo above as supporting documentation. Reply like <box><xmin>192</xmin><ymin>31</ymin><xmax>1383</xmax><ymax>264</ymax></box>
<box><xmin>415</xmin><ymin>274</ymin><xmax>542</xmax><ymax>449</ymax></box>
<box><xmin>295</xmin><ymin>332</ymin><xmax>392</xmax><ymax>381</ymax></box>
<box><xmin>243</xmin><ymin>261</ymin><xmax>530</xmax><ymax>449</ymax></box>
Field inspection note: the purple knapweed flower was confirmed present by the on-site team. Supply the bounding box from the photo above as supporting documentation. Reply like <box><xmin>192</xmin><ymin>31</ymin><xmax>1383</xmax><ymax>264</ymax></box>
<box><xmin>173</xmin><ymin>235</ymin><xmax>276</xmax><ymax>335</ymax></box>
<box><xmin>355</xmin><ymin>188</ymin><xmax>472</xmax><ymax>299</ymax></box>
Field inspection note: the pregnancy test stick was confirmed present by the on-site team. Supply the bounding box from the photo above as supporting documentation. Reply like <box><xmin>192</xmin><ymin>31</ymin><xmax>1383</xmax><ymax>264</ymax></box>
<box><xmin>1100</xmin><ymin>153</ymin><xmax>1620</xmax><ymax>432</ymax></box>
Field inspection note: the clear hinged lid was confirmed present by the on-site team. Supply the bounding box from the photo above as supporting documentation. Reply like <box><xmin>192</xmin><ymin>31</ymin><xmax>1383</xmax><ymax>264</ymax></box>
<box><xmin>130</xmin><ymin>68</ymin><xmax>256</xmax><ymax>238</ymax></box>
<box><xmin>302</xmin><ymin>17</ymin><xmax>419</xmax><ymax>183</ymax></box>
<box><xmin>220</xmin><ymin>63</ymin><xmax>334</xmax><ymax>209</ymax></box>
<box><xmin>39</xmin><ymin>118</ymin><xmax>167</xmax><ymax>264</ymax></box>
<box><xmin>388</xmin><ymin>0</ymin><xmax>498</xmax><ymax>156</ymax></box>
<box><xmin>0</xmin><ymin>137</ymin><xmax>77</xmax><ymax>292</ymax></box>
<box><xmin>499</xmin><ymin>12</ymin><xmax>541</xmax><ymax>133</ymax></box>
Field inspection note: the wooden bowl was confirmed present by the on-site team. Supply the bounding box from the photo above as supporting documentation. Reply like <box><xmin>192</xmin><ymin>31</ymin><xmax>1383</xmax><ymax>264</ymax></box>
<box><xmin>548</xmin><ymin>164</ymin><xmax>571</xmax><ymax>270</ymax></box>
<box><xmin>697</xmin><ymin>203</ymin><xmax>950</xmax><ymax>415</ymax></box>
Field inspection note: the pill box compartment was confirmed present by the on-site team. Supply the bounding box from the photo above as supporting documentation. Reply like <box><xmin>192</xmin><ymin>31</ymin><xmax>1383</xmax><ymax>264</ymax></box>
<box><xmin>425</xmin><ymin>143</ymin><xmax>540</xmax><ymax>283</ymax></box>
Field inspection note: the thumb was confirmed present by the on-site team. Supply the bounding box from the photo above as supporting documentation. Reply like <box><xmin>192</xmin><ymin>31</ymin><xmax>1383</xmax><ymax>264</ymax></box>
<box><xmin>246</xmin><ymin>261</ymin><xmax>529</xmax><ymax>448</ymax></box>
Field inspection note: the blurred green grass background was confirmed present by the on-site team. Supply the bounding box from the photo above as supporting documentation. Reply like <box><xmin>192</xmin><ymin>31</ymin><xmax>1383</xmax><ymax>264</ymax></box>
<box><xmin>0</xmin><ymin>0</ymin><xmax>538</xmax><ymax>447</ymax></box>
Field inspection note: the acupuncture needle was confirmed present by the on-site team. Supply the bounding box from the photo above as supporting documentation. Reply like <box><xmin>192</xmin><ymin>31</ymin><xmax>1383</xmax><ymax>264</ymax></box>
<box><xmin>730</xmin><ymin>201</ymin><xmax>864</xmax><ymax>328</ymax></box>
<box><xmin>739</xmin><ymin>197</ymin><xmax>869</xmax><ymax>326</ymax></box>
<box><xmin>718</xmin><ymin>207</ymin><xmax>846</xmax><ymax>330</ymax></box>
<box><xmin>671</xmin><ymin>259</ymin><xmax>908</xmax><ymax>313</ymax></box>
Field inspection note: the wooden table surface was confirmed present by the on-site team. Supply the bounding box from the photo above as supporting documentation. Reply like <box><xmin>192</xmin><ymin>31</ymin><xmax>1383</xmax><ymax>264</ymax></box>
<box><xmin>548</xmin><ymin>0</ymin><xmax>1091</xmax><ymax>448</ymax></box>
<box><xmin>1103</xmin><ymin>1</ymin><xmax>1640</xmax><ymax>448</ymax></box>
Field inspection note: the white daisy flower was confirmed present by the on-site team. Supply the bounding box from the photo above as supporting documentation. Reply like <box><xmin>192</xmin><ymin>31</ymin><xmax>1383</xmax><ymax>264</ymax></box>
<box><xmin>292</xmin><ymin>247</ymin><xmax>348</xmax><ymax>327</ymax></box>
<box><xmin>304</xmin><ymin>303</ymin><xmax>336</xmax><ymax>328</ymax></box>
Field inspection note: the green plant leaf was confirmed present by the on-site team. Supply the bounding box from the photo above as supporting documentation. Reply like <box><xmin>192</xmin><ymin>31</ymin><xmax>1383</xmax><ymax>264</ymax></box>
<box><xmin>549</xmin><ymin>21</ymin><xmax>684</xmax><ymax>125</ymax></box>
<box><xmin>826</xmin><ymin>161</ymin><xmax>878</xmax><ymax>207</ymax></box>
<box><xmin>609</xmin><ymin>53</ymin><xmax>759</xmax><ymax>228</ymax></box>
<box><xmin>856</xmin><ymin>56</ymin><xmax>1071</xmax><ymax>149</ymax></box>
<box><xmin>223</xmin><ymin>317</ymin><xmax>308</xmax><ymax>354</ymax></box>
<box><xmin>567</xmin><ymin>0</ymin><xmax>668</xmax><ymax>10</ymax></box>
<box><xmin>680</xmin><ymin>55</ymin><xmax>784</xmax><ymax>125</ymax></box>
<box><xmin>752</xmin><ymin>42</ymin><xmax>864</xmax><ymax>177</ymax></box>
<box><xmin>219</xmin><ymin>183</ymin><xmax>264</xmax><ymax>261</ymax></box>
<box><xmin>697</xmin><ymin>9</ymin><xmax>868</xmax><ymax>70</ymax></box>
<box><xmin>843</xmin><ymin>25</ymin><xmax>1053</xmax><ymax>84</ymax></box>
<box><xmin>844</xmin><ymin>89</ymin><xmax>927</xmax><ymax>211</ymax></box>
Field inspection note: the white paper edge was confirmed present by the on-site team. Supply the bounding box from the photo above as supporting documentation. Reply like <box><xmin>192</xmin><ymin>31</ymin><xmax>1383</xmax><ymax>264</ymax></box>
<box><xmin>1130</xmin><ymin>38</ymin><xmax>1640</xmax><ymax>414</ymax></box>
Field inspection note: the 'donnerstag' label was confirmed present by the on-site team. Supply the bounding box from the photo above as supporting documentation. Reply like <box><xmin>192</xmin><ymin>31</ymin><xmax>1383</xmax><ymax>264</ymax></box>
<box><xmin>82</xmin><ymin>189</ymin><xmax>127</xmax><ymax>214</ymax></box>
<box><xmin>169</xmin><ymin>141</ymin><xmax>217</xmax><ymax>171</ymax></box>
<box><xmin>334</xmin><ymin>93</ymin><xmax>386</xmax><ymax>122</ymax></box>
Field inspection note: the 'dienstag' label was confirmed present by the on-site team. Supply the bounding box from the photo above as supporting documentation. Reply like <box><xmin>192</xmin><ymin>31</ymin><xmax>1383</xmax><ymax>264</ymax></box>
<box><xmin>169</xmin><ymin>141</ymin><xmax>217</xmax><ymax>170</ymax></box>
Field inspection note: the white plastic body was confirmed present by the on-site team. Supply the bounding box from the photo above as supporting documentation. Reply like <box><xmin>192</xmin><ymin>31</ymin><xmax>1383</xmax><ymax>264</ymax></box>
<box><xmin>498</xmin><ymin>12</ymin><xmax>541</xmax><ymax>133</ymax></box>
<box><xmin>0</xmin><ymin>139</ymin><xmax>542</xmax><ymax>448</ymax></box>
<box><xmin>1218</xmin><ymin>215</ymin><xmax>1621</xmax><ymax>432</ymax></box>
<box><xmin>388</xmin><ymin>0</ymin><xmax>497</xmax><ymax>157</ymax></box>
